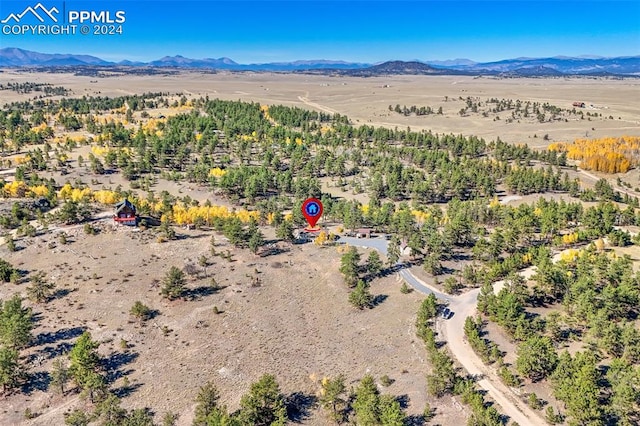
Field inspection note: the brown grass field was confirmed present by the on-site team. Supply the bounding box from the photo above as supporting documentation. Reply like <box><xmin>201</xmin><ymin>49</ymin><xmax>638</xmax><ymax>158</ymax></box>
<box><xmin>2</xmin><ymin>70</ymin><xmax>639</xmax><ymax>145</ymax></box>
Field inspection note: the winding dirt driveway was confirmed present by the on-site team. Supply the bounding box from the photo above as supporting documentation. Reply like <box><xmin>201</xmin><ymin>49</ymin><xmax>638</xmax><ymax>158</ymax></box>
<box><xmin>342</xmin><ymin>236</ymin><xmax>544</xmax><ymax>425</ymax></box>
<box><xmin>440</xmin><ymin>288</ymin><xmax>542</xmax><ymax>426</ymax></box>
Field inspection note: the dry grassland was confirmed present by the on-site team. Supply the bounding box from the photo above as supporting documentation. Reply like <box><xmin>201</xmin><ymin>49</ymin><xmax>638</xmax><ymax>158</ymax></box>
<box><xmin>2</xmin><ymin>69</ymin><xmax>639</xmax><ymax>146</ymax></box>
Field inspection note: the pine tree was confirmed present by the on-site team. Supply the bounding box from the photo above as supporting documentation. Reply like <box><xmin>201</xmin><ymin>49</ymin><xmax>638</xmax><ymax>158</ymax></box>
<box><xmin>50</xmin><ymin>358</ymin><xmax>70</xmax><ymax>395</ymax></box>
<box><xmin>366</xmin><ymin>251</ymin><xmax>383</xmax><ymax>278</ymax></box>
<box><xmin>69</xmin><ymin>331</ymin><xmax>105</xmax><ymax>402</ymax></box>
<box><xmin>237</xmin><ymin>374</ymin><xmax>287</xmax><ymax>426</ymax></box>
<box><xmin>386</xmin><ymin>236</ymin><xmax>400</xmax><ymax>267</ymax></box>
<box><xmin>26</xmin><ymin>271</ymin><xmax>55</xmax><ymax>303</ymax></box>
<box><xmin>339</xmin><ymin>247</ymin><xmax>361</xmax><ymax>287</ymax></box>
<box><xmin>162</xmin><ymin>266</ymin><xmax>186</xmax><ymax>300</ymax></box>
<box><xmin>0</xmin><ymin>258</ymin><xmax>16</xmax><ymax>282</ymax></box>
<box><xmin>352</xmin><ymin>375</ymin><xmax>380</xmax><ymax>425</ymax></box>
<box><xmin>378</xmin><ymin>394</ymin><xmax>405</xmax><ymax>426</ymax></box>
<box><xmin>516</xmin><ymin>336</ymin><xmax>558</xmax><ymax>382</ymax></box>
<box><xmin>319</xmin><ymin>375</ymin><xmax>346</xmax><ymax>423</ymax></box>
<box><xmin>248</xmin><ymin>229</ymin><xmax>265</xmax><ymax>255</ymax></box>
<box><xmin>130</xmin><ymin>301</ymin><xmax>152</xmax><ymax>323</ymax></box>
<box><xmin>275</xmin><ymin>219</ymin><xmax>294</xmax><ymax>242</ymax></box>
<box><xmin>0</xmin><ymin>294</ymin><xmax>33</xmax><ymax>349</ymax></box>
<box><xmin>349</xmin><ymin>280</ymin><xmax>374</xmax><ymax>309</ymax></box>
<box><xmin>193</xmin><ymin>381</ymin><xmax>232</xmax><ymax>426</ymax></box>
<box><xmin>0</xmin><ymin>346</ymin><xmax>21</xmax><ymax>393</ymax></box>
<box><xmin>64</xmin><ymin>409</ymin><xmax>91</xmax><ymax>426</ymax></box>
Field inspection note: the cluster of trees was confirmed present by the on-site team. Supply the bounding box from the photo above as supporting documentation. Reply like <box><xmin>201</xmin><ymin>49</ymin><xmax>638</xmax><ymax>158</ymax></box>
<box><xmin>457</xmin><ymin>97</ymin><xmax>591</xmax><ymax>123</ymax></box>
<box><xmin>322</xmin><ymin>374</ymin><xmax>406</xmax><ymax>425</ymax></box>
<box><xmin>504</xmin><ymin>165</ymin><xmax>578</xmax><ymax>195</ymax></box>
<box><xmin>468</xmin><ymin>198</ymin><xmax>636</xmax><ymax>281</ymax></box>
<box><xmin>476</xmin><ymin>245</ymin><xmax>640</xmax><ymax>425</ymax></box>
<box><xmin>190</xmin><ymin>372</ymin><xmax>406</xmax><ymax>426</ymax></box>
<box><xmin>388</xmin><ymin>104</ymin><xmax>442</xmax><ymax>116</ymax></box>
<box><xmin>6</xmin><ymin>94</ymin><xmax>596</xmax><ymax>219</ymax></box>
<box><xmin>267</xmin><ymin>104</ymin><xmax>340</xmax><ymax>127</ymax></box>
<box><xmin>64</xmin><ymin>393</ymin><xmax>155</xmax><ymax>426</ymax></box>
<box><xmin>329</xmin><ymin>195</ymin><xmax>640</xmax><ymax>301</ymax></box>
<box><xmin>191</xmin><ymin>374</ymin><xmax>287</xmax><ymax>426</ymax></box>
<box><xmin>0</xmin><ymin>201</ymin><xmax>42</xmax><ymax>232</ymax></box>
<box><xmin>339</xmin><ymin>246</ymin><xmax>386</xmax><ymax>309</ymax></box>
<box><xmin>54</xmin><ymin>331</ymin><xmax>160</xmax><ymax>425</ymax></box>
<box><xmin>0</xmin><ymin>258</ymin><xmax>18</xmax><ymax>282</ymax></box>
<box><xmin>549</xmin><ymin>136</ymin><xmax>640</xmax><ymax>173</ymax></box>
<box><xmin>218</xmin><ymin>217</ymin><xmax>265</xmax><ymax>254</ymax></box>
<box><xmin>0</xmin><ymin>109</ymin><xmax>50</xmax><ymax>151</ymax></box>
<box><xmin>55</xmin><ymin>92</ymin><xmax>168</xmax><ymax>114</ymax></box>
<box><xmin>492</xmin><ymin>139</ymin><xmax>567</xmax><ymax>165</ymax></box>
<box><xmin>463</xmin><ymin>316</ymin><xmax>503</xmax><ymax>365</ymax></box>
<box><xmin>0</xmin><ymin>81</ymin><xmax>69</xmax><ymax>96</ymax></box>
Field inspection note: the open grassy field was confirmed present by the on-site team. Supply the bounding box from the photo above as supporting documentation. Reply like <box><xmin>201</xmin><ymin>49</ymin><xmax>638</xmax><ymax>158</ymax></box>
<box><xmin>2</xmin><ymin>70</ymin><xmax>639</xmax><ymax>146</ymax></box>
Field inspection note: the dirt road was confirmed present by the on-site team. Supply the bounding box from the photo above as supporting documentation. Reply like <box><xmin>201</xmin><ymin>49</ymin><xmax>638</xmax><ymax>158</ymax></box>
<box><xmin>577</xmin><ymin>167</ymin><xmax>638</xmax><ymax>198</ymax></box>
<box><xmin>298</xmin><ymin>92</ymin><xmax>338</xmax><ymax>115</ymax></box>
<box><xmin>344</xmin><ymin>236</ymin><xmax>545</xmax><ymax>425</ymax></box>
<box><xmin>441</xmin><ymin>289</ymin><xmax>543</xmax><ymax>426</ymax></box>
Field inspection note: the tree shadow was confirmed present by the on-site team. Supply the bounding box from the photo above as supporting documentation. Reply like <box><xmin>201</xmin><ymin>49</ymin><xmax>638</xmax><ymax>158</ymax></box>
<box><xmin>184</xmin><ymin>286</ymin><xmax>218</xmax><ymax>300</ymax></box>
<box><xmin>136</xmin><ymin>215</ymin><xmax>161</xmax><ymax>227</ymax></box>
<box><xmin>112</xmin><ymin>382</ymin><xmax>144</xmax><ymax>398</ymax></box>
<box><xmin>434</xmin><ymin>340</ymin><xmax>448</xmax><ymax>350</ymax></box>
<box><xmin>30</xmin><ymin>341</ymin><xmax>74</xmax><ymax>364</ymax></box>
<box><xmin>440</xmin><ymin>265</ymin><xmax>457</xmax><ymax>275</ymax></box>
<box><xmin>396</xmin><ymin>394</ymin><xmax>410</xmax><ymax>409</ymax></box>
<box><xmin>21</xmin><ymin>370</ymin><xmax>51</xmax><ymax>394</ymax></box>
<box><xmin>260</xmin><ymin>246</ymin><xmax>290</xmax><ymax>257</ymax></box>
<box><xmin>32</xmin><ymin>326</ymin><xmax>85</xmax><ymax>347</ymax></box>
<box><xmin>380</xmin><ymin>262</ymin><xmax>411</xmax><ymax>277</ymax></box>
<box><xmin>50</xmin><ymin>288</ymin><xmax>74</xmax><ymax>301</ymax></box>
<box><xmin>451</xmin><ymin>252</ymin><xmax>473</xmax><ymax>262</ymax></box>
<box><xmin>30</xmin><ymin>311</ymin><xmax>44</xmax><ymax>326</ymax></box>
<box><xmin>372</xmin><ymin>294</ymin><xmax>388</xmax><ymax>307</ymax></box>
<box><xmin>404</xmin><ymin>414</ymin><xmax>426</xmax><ymax>426</ymax></box>
<box><xmin>102</xmin><ymin>351</ymin><xmax>139</xmax><ymax>384</ymax></box>
<box><xmin>183</xmin><ymin>232</ymin><xmax>211</xmax><ymax>240</ymax></box>
<box><xmin>285</xmin><ymin>392</ymin><xmax>317</xmax><ymax>423</ymax></box>
<box><xmin>7</xmin><ymin>268</ymin><xmax>29</xmax><ymax>284</ymax></box>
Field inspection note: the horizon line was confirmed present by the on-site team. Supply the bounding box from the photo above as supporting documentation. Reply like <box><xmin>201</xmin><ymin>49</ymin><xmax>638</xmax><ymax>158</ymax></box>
<box><xmin>2</xmin><ymin>46</ymin><xmax>640</xmax><ymax>65</ymax></box>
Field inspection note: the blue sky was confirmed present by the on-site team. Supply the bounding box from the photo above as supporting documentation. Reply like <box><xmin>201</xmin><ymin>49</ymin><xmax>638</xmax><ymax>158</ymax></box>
<box><xmin>1</xmin><ymin>0</ymin><xmax>639</xmax><ymax>63</ymax></box>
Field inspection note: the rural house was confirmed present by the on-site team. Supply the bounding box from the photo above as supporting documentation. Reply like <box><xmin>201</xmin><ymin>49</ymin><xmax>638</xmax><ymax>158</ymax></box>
<box><xmin>355</xmin><ymin>228</ymin><xmax>373</xmax><ymax>238</ymax></box>
<box><xmin>113</xmin><ymin>199</ymin><xmax>138</xmax><ymax>226</ymax></box>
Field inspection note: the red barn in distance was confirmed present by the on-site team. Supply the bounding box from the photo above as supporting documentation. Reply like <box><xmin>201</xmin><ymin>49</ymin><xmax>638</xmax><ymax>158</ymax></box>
<box><xmin>113</xmin><ymin>199</ymin><xmax>138</xmax><ymax>226</ymax></box>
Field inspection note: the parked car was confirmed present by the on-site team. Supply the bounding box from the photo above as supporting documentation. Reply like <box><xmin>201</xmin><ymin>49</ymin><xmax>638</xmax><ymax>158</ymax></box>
<box><xmin>441</xmin><ymin>307</ymin><xmax>452</xmax><ymax>319</ymax></box>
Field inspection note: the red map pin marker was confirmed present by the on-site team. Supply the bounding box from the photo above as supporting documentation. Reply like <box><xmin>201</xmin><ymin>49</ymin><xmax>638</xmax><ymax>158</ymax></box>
<box><xmin>301</xmin><ymin>197</ymin><xmax>323</xmax><ymax>231</ymax></box>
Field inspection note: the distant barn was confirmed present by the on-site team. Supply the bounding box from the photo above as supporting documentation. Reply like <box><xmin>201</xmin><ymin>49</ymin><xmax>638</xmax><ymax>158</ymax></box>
<box><xmin>113</xmin><ymin>199</ymin><xmax>138</xmax><ymax>226</ymax></box>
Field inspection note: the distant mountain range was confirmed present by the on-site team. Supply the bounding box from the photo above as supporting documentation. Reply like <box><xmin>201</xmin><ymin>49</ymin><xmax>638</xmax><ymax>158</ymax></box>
<box><xmin>1</xmin><ymin>47</ymin><xmax>638</xmax><ymax>76</ymax></box>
